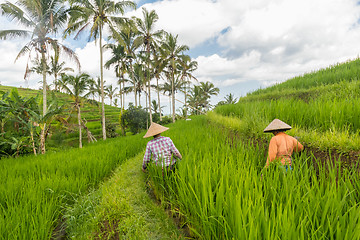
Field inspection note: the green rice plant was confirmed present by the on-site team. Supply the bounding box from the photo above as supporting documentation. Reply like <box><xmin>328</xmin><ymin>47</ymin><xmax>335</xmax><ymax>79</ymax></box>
<box><xmin>249</xmin><ymin>58</ymin><xmax>360</xmax><ymax>95</ymax></box>
<box><xmin>148</xmin><ymin>116</ymin><xmax>360</xmax><ymax>239</ymax></box>
<box><xmin>0</xmin><ymin>134</ymin><xmax>147</xmax><ymax>239</ymax></box>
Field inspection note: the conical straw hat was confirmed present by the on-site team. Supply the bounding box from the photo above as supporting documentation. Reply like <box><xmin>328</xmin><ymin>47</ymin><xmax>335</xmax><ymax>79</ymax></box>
<box><xmin>143</xmin><ymin>122</ymin><xmax>169</xmax><ymax>138</ymax></box>
<box><xmin>263</xmin><ymin>119</ymin><xmax>292</xmax><ymax>133</ymax></box>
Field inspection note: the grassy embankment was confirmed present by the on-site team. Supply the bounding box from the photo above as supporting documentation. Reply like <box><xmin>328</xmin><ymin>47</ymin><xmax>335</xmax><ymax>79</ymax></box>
<box><xmin>0</xmin><ymin>86</ymin><xmax>121</xmax><ymax>148</ymax></box>
<box><xmin>213</xmin><ymin>58</ymin><xmax>360</xmax><ymax>155</ymax></box>
<box><xmin>0</xmin><ymin>133</ymin><xmax>147</xmax><ymax>239</ymax></box>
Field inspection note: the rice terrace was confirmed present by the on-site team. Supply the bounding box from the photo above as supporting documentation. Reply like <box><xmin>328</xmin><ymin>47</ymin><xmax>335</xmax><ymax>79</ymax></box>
<box><xmin>2</xmin><ymin>0</ymin><xmax>360</xmax><ymax>239</ymax></box>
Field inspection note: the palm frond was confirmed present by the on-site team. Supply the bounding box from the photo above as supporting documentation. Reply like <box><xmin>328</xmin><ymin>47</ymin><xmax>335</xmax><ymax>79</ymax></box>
<box><xmin>0</xmin><ymin>29</ymin><xmax>31</xmax><ymax>40</ymax></box>
<box><xmin>0</xmin><ymin>2</ymin><xmax>34</xmax><ymax>28</ymax></box>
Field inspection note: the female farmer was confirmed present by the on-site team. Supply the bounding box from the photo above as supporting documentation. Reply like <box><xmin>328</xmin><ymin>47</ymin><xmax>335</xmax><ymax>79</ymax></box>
<box><xmin>142</xmin><ymin>122</ymin><xmax>182</xmax><ymax>172</ymax></box>
<box><xmin>264</xmin><ymin>119</ymin><xmax>304</xmax><ymax>170</ymax></box>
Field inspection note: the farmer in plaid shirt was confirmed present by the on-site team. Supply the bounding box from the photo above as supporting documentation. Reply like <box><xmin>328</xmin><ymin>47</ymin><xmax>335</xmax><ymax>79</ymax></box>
<box><xmin>142</xmin><ymin>122</ymin><xmax>182</xmax><ymax>172</ymax></box>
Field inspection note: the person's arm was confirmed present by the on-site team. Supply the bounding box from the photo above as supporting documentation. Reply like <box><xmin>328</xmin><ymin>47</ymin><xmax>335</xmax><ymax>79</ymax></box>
<box><xmin>170</xmin><ymin>139</ymin><xmax>182</xmax><ymax>159</ymax></box>
<box><xmin>142</xmin><ymin>144</ymin><xmax>151</xmax><ymax>171</ymax></box>
<box><xmin>265</xmin><ymin>137</ymin><xmax>277</xmax><ymax>167</ymax></box>
<box><xmin>293</xmin><ymin>138</ymin><xmax>304</xmax><ymax>152</ymax></box>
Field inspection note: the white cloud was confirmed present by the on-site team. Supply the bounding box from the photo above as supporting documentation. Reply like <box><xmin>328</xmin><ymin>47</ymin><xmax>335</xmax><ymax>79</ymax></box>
<box><xmin>2</xmin><ymin>0</ymin><xmax>360</xmax><ymax>107</ymax></box>
<box><xmin>128</xmin><ymin>0</ymin><xmax>231</xmax><ymax>48</ymax></box>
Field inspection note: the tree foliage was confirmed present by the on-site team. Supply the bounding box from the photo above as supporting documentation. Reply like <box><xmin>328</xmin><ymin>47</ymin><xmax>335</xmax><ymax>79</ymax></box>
<box><xmin>120</xmin><ymin>105</ymin><xmax>147</xmax><ymax>135</ymax></box>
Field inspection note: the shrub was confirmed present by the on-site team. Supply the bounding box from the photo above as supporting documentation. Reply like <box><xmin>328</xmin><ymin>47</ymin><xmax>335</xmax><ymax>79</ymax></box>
<box><xmin>120</xmin><ymin>106</ymin><xmax>147</xmax><ymax>135</ymax></box>
<box><xmin>105</xmin><ymin>122</ymin><xmax>118</xmax><ymax>138</ymax></box>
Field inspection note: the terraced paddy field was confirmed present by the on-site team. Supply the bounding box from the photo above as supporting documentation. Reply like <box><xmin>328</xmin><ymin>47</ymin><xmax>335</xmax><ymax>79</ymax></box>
<box><xmin>0</xmin><ymin>86</ymin><xmax>122</xmax><ymax>148</ymax></box>
<box><xmin>2</xmin><ymin>59</ymin><xmax>360</xmax><ymax>239</ymax></box>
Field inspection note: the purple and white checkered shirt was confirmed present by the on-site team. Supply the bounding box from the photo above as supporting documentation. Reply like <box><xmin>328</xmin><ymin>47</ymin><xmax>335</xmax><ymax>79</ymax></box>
<box><xmin>143</xmin><ymin>136</ymin><xmax>180</xmax><ymax>168</ymax></box>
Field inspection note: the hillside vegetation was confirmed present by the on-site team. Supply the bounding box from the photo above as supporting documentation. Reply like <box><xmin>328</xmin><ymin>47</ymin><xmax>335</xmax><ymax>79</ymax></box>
<box><xmin>0</xmin><ymin>86</ymin><xmax>121</xmax><ymax>150</ymax></box>
<box><xmin>213</xmin><ymin>58</ymin><xmax>360</xmax><ymax>154</ymax></box>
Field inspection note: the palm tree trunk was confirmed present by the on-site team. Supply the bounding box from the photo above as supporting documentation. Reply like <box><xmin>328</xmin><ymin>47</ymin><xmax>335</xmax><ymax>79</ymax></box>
<box><xmin>147</xmin><ymin>46</ymin><xmax>152</xmax><ymax>123</ymax></box>
<box><xmin>119</xmin><ymin>75</ymin><xmax>123</xmax><ymax>114</ymax></box>
<box><xmin>122</xmin><ymin>80</ymin><xmax>125</xmax><ymax>110</ymax></box>
<box><xmin>40</xmin><ymin>51</ymin><xmax>47</xmax><ymax>154</ymax></box>
<box><xmin>157</xmin><ymin>77</ymin><xmax>162</xmax><ymax>121</ymax></box>
<box><xmin>78</xmin><ymin>104</ymin><xmax>82</xmax><ymax>148</ymax></box>
<box><xmin>30</xmin><ymin>127</ymin><xmax>36</xmax><ymax>155</ymax></box>
<box><xmin>54</xmin><ymin>73</ymin><xmax>57</xmax><ymax>91</ymax></box>
<box><xmin>148</xmin><ymin>81</ymin><xmax>152</xmax><ymax>123</ymax></box>
<box><xmin>99</xmin><ymin>26</ymin><xmax>106</xmax><ymax>140</ymax></box>
<box><xmin>171</xmin><ymin>66</ymin><xmax>175</xmax><ymax>123</ymax></box>
<box><xmin>169</xmin><ymin>95</ymin><xmax>171</xmax><ymax>115</ymax></box>
<box><xmin>130</xmin><ymin>60</ymin><xmax>137</xmax><ymax>107</ymax></box>
<box><xmin>185</xmin><ymin>82</ymin><xmax>188</xmax><ymax>118</ymax></box>
<box><xmin>139</xmin><ymin>92</ymin><xmax>141</xmax><ymax>107</ymax></box>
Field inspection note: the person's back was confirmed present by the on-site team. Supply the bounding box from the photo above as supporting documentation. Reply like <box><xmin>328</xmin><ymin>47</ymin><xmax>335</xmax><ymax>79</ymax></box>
<box><xmin>142</xmin><ymin>122</ymin><xmax>182</xmax><ymax>172</ymax></box>
<box><xmin>263</xmin><ymin>119</ymin><xmax>304</xmax><ymax>168</ymax></box>
<box><xmin>266</xmin><ymin>132</ymin><xmax>303</xmax><ymax>166</ymax></box>
<box><xmin>144</xmin><ymin>135</ymin><xmax>180</xmax><ymax>168</ymax></box>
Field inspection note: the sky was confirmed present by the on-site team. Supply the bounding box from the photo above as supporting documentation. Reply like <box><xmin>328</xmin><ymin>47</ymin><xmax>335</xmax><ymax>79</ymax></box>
<box><xmin>1</xmin><ymin>0</ymin><xmax>360</xmax><ymax>114</ymax></box>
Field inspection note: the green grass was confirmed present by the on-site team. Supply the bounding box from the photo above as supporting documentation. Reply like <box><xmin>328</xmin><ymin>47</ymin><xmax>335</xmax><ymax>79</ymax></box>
<box><xmin>213</xmin><ymin>77</ymin><xmax>360</xmax><ymax>154</ymax></box>
<box><xmin>0</xmin><ymin>133</ymin><xmax>147</xmax><ymax>239</ymax></box>
<box><xmin>249</xmin><ymin>58</ymin><xmax>360</xmax><ymax>95</ymax></box>
<box><xmin>64</xmin><ymin>153</ymin><xmax>184</xmax><ymax>239</ymax></box>
<box><xmin>148</xmin><ymin>116</ymin><xmax>360</xmax><ymax>239</ymax></box>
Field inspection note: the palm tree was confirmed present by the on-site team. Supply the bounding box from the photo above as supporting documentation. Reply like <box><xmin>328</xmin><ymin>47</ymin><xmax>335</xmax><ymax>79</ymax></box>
<box><xmin>65</xmin><ymin>0</ymin><xmax>136</xmax><ymax>140</ymax></box>
<box><xmin>133</xmin><ymin>63</ymin><xmax>146</xmax><ymax>106</ymax></box>
<box><xmin>60</xmin><ymin>73</ymin><xmax>92</xmax><ymax>148</ymax></box>
<box><xmin>160</xmin><ymin>33</ymin><xmax>189</xmax><ymax>122</ymax></box>
<box><xmin>135</xmin><ymin>8</ymin><xmax>164</xmax><ymax>123</ymax></box>
<box><xmin>109</xmin><ymin>22</ymin><xmax>139</xmax><ymax>107</ymax></box>
<box><xmin>151</xmin><ymin>45</ymin><xmax>167</xmax><ymax>121</ymax></box>
<box><xmin>199</xmin><ymin>81</ymin><xmax>220</xmax><ymax>100</ymax></box>
<box><xmin>49</xmin><ymin>45</ymin><xmax>76</xmax><ymax>91</ymax></box>
<box><xmin>160</xmin><ymin>77</ymin><xmax>186</xmax><ymax>115</ymax></box>
<box><xmin>28</xmin><ymin>58</ymin><xmax>51</xmax><ymax>82</ymax></box>
<box><xmin>187</xmin><ymin>85</ymin><xmax>207</xmax><ymax>115</ymax></box>
<box><xmin>104</xmin><ymin>43</ymin><xmax>127</xmax><ymax>112</ymax></box>
<box><xmin>105</xmin><ymin>84</ymin><xmax>118</xmax><ymax>106</ymax></box>
<box><xmin>224</xmin><ymin>93</ymin><xmax>238</xmax><ymax>104</ymax></box>
<box><xmin>0</xmin><ymin>0</ymin><xmax>80</xmax><ymax>154</ymax></box>
<box><xmin>178</xmin><ymin>55</ymin><xmax>198</xmax><ymax>118</ymax></box>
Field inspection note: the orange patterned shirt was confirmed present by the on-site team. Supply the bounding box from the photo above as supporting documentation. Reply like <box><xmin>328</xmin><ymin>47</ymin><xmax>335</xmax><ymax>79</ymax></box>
<box><xmin>266</xmin><ymin>132</ymin><xmax>304</xmax><ymax>167</ymax></box>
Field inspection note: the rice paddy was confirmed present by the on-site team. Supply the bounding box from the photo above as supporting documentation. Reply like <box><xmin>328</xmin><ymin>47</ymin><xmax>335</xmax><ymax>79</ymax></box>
<box><xmin>2</xmin><ymin>59</ymin><xmax>360</xmax><ymax>239</ymax></box>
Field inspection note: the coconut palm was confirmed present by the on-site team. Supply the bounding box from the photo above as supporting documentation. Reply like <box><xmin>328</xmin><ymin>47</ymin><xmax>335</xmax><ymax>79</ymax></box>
<box><xmin>105</xmin><ymin>84</ymin><xmax>118</xmax><ymax>106</ymax></box>
<box><xmin>49</xmin><ymin>45</ymin><xmax>75</xmax><ymax>91</ymax></box>
<box><xmin>134</xmin><ymin>8</ymin><xmax>164</xmax><ymax>123</ymax></box>
<box><xmin>104</xmin><ymin>43</ymin><xmax>127</xmax><ymax>111</ymax></box>
<box><xmin>151</xmin><ymin>45</ymin><xmax>167</xmax><ymax>121</ymax></box>
<box><xmin>178</xmin><ymin>55</ymin><xmax>198</xmax><ymax>117</ymax></box>
<box><xmin>64</xmin><ymin>0</ymin><xmax>136</xmax><ymax>140</ymax></box>
<box><xmin>109</xmin><ymin>21</ymin><xmax>140</xmax><ymax>107</ymax></box>
<box><xmin>0</xmin><ymin>0</ymin><xmax>80</xmax><ymax>153</ymax></box>
<box><xmin>160</xmin><ymin>33</ymin><xmax>189</xmax><ymax>122</ymax></box>
<box><xmin>187</xmin><ymin>85</ymin><xmax>207</xmax><ymax>115</ymax></box>
<box><xmin>224</xmin><ymin>93</ymin><xmax>238</xmax><ymax>104</ymax></box>
<box><xmin>199</xmin><ymin>81</ymin><xmax>220</xmax><ymax>99</ymax></box>
<box><xmin>60</xmin><ymin>73</ymin><xmax>92</xmax><ymax>148</ymax></box>
<box><xmin>160</xmin><ymin>76</ymin><xmax>186</xmax><ymax>115</ymax></box>
<box><xmin>29</xmin><ymin>58</ymin><xmax>51</xmax><ymax>82</ymax></box>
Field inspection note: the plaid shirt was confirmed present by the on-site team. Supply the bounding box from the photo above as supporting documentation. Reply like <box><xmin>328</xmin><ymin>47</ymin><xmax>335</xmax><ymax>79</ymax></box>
<box><xmin>143</xmin><ymin>136</ymin><xmax>180</xmax><ymax>168</ymax></box>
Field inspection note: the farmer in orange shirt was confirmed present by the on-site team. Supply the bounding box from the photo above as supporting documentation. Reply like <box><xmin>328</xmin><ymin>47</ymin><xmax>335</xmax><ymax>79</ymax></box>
<box><xmin>264</xmin><ymin>119</ymin><xmax>304</xmax><ymax>170</ymax></box>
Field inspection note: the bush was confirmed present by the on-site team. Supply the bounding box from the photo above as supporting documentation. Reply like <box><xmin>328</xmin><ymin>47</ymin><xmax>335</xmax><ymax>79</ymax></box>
<box><xmin>105</xmin><ymin>122</ymin><xmax>118</xmax><ymax>138</ymax></box>
<box><xmin>120</xmin><ymin>106</ymin><xmax>147</xmax><ymax>135</ymax></box>
<box><xmin>159</xmin><ymin>115</ymin><xmax>172</xmax><ymax>125</ymax></box>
